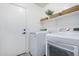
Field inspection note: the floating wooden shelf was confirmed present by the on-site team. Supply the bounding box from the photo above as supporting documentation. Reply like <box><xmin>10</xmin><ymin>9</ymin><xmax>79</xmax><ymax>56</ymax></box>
<box><xmin>40</xmin><ymin>5</ymin><xmax>79</xmax><ymax>21</ymax></box>
<box><xmin>40</xmin><ymin>17</ymin><xmax>48</xmax><ymax>21</ymax></box>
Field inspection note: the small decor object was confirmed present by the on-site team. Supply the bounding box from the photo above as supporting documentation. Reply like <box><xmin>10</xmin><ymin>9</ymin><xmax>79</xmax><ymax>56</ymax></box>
<box><xmin>45</xmin><ymin>9</ymin><xmax>54</xmax><ymax>16</ymax></box>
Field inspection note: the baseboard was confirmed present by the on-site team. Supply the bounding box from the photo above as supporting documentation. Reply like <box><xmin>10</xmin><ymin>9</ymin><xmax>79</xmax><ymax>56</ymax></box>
<box><xmin>17</xmin><ymin>51</ymin><xmax>32</xmax><ymax>56</ymax></box>
<box><xmin>17</xmin><ymin>52</ymin><xmax>26</xmax><ymax>56</ymax></box>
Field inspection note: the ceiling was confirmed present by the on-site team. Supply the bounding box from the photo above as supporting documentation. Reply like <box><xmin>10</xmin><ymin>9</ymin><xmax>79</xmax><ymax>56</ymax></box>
<box><xmin>34</xmin><ymin>3</ymin><xmax>48</xmax><ymax>8</ymax></box>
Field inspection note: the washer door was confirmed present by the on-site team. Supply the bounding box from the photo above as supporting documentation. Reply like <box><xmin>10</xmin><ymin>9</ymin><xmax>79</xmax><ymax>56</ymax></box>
<box><xmin>47</xmin><ymin>41</ymin><xmax>78</xmax><ymax>56</ymax></box>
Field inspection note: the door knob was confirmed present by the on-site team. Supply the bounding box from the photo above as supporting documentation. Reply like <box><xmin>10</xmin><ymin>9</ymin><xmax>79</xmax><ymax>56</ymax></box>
<box><xmin>24</xmin><ymin>29</ymin><xmax>26</xmax><ymax>31</ymax></box>
<box><xmin>22</xmin><ymin>32</ymin><xmax>26</xmax><ymax>34</ymax></box>
<box><xmin>22</xmin><ymin>29</ymin><xmax>26</xmax><ymax>34</ymax></box>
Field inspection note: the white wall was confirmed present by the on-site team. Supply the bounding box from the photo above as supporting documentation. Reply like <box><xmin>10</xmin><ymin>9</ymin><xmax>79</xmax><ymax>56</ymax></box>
<box><xmin>16</xmin><ymin>3</ymin><xmax>42</xmax><ymax>32</ymax></box>
<box><xmin>0</xmin><ymin>3</ymin><xmax>43</xmax><ymax>55</ymax></box>
<box><xmin>41</xmin><ymin>3</ymin><xmax>79</xmax><ymax>32</ymax></box>
<box><xmin>0</xmin><ymin>3</ymin><xmax>26</xmax><ymax>55</ymax></box>
<box><xmin>42</xmin><ymin>3</ymin><xmax>79</xmax><ymax>17</ymax></box>
<box><xmin>14</xmin><ymin>3</ymin><xmax>43</xmax><ymax>52</ymax></box>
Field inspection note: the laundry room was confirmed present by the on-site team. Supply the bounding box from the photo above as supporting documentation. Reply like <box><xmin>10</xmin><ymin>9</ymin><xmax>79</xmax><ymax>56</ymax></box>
<box><xmin>0</xmin><ymin>1</ymin><xmax>79</xmax><ymax>57</ymax></box>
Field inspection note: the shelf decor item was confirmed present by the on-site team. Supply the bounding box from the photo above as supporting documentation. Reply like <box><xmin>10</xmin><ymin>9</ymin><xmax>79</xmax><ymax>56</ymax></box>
<box><xmin>45</xmin><ymin>9</ymin><xmax>54</xmax><ymax>16</ymax></box>
<box><xmin>41</xmin><ymin>5</ymin><xmax>79</xmax><ymax>21</ymax></box>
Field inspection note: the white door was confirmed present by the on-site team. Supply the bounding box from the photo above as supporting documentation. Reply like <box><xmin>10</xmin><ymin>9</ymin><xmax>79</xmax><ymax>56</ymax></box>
<box><xmin>0</xmin><ymin>4</ymin><xmax>26</xmax><ymax>56</ymax></box>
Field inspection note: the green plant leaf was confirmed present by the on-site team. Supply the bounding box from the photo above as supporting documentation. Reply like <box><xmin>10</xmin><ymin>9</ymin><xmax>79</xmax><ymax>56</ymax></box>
<box><xmin>45</xmin><ymin>9</ymin><xmax>54</xmax><ymax>16</ymax></box>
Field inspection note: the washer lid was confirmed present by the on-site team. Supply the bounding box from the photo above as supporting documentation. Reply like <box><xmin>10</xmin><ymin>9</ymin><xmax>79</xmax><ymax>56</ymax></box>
<box><xmin>46</xmin><ymin>32</ymin><xmax>79</xmax><ymax>40</ymax></box>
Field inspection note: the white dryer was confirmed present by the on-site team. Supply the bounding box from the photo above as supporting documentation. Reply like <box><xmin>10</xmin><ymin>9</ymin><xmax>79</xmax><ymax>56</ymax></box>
<box><xmin>29</xmin><ymin>31</ymin><xmax>47</xmax><ymax>56</ymax></box>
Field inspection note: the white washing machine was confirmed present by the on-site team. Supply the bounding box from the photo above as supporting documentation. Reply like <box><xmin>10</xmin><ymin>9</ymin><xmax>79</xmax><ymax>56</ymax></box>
<box><xmin>29</xmin><ymin>31</ymin><xmax>47</xmax><ymax>56</ymax></box>
<box><xmin>46</xmin><ymin>32</ymin><xmax>79</xmax><ymax>56</ymax></box>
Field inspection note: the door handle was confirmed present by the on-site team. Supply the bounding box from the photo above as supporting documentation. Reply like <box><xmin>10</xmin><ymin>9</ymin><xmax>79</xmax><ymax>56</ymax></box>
<box><xmin>22</xmin><ymin>29</ymin><xmax>26</xmax><ymax>34</ymax></box>
<box><xmin>22</xmin><ymin>32</ymin><xmax>26</xmax><ymax>34</ymax></box>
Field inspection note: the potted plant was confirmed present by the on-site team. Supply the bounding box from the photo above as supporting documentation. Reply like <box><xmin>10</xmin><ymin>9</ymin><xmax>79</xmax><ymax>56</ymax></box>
<box><xmin>45</xmin><ymin>9</ymin><xmax>54</xmax><ymax>17</ymax></box>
